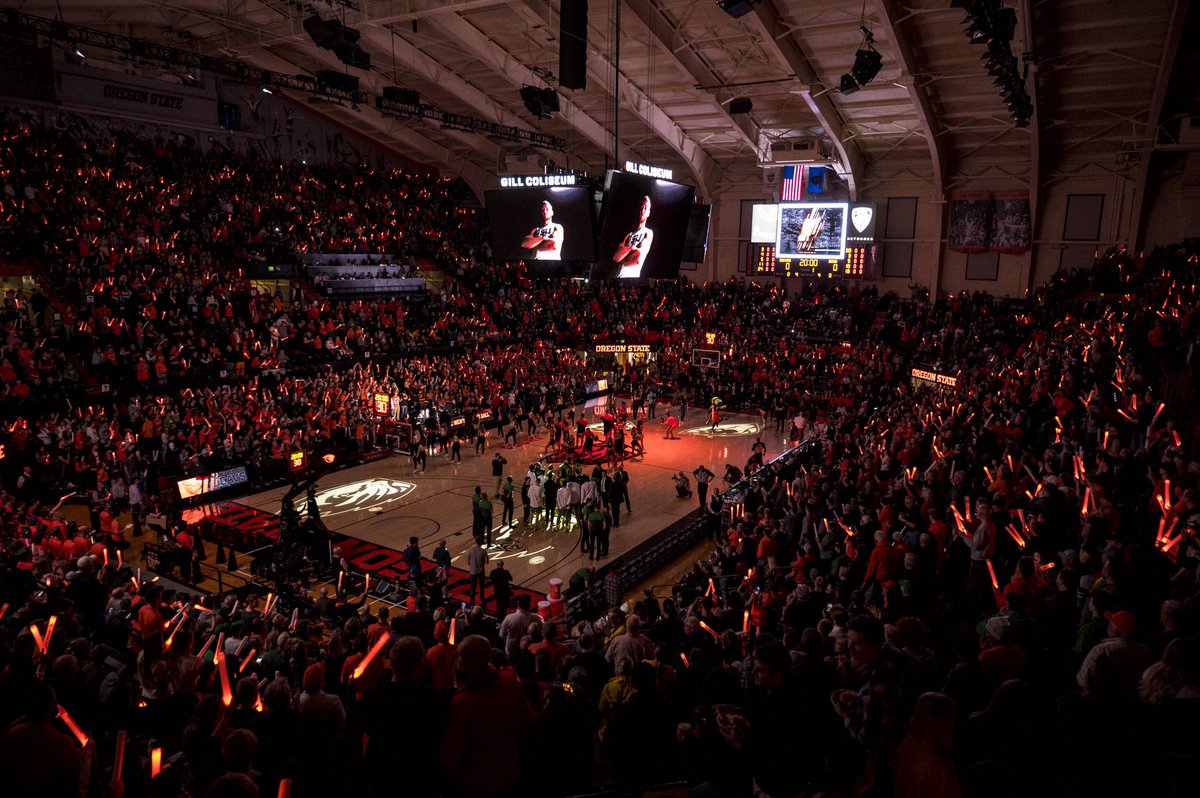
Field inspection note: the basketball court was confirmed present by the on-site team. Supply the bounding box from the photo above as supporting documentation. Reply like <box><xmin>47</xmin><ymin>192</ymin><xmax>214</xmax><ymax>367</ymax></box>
<box><xmin>222</xmin><ymin>402</ymin><xmax>779</xmax><ymax>599</ymax></box>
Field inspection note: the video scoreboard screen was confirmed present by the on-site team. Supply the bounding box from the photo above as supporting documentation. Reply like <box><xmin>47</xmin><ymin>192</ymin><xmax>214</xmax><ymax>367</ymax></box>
<box><xmin>749</xmin><ymin>242</ymin><xmax>874</xmax><ymax>278</ymax></box>
<box><xmin>749</xmin><ymin>201</ymin><xmax>875</xmax><ymax>278</ymax></box>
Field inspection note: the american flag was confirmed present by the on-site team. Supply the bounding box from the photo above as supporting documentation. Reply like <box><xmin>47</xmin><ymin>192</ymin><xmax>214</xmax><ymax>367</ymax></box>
<box><xmin>781</xmin><ymin>165</ymin><xmax>805</xmax><ymax>201</ymax></box>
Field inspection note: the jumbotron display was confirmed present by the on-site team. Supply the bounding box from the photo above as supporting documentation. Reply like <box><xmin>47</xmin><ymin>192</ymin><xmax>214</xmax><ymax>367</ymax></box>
<box><xmin>750</xmin><ymin>202</ymin><xmax>876</xmax><ymax>278</ymax></box>
<box><xmin>592</xmin><ymin>170</ymin><xmax>696</xmax><ymax>280</ymax></box>
<box><xmin>484</xmin><ymin>185</ymin><xmax>596</xmax><ymax>263</ymax></box>
<box><xmin>776</xmin><ymin>202</ymin><xmax>849</xmax><ymax>261</ymax></box>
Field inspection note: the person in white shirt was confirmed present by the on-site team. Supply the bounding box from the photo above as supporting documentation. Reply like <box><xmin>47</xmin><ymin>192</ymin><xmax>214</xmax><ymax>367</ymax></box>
<box><xmin>557</xmin><ymin>479</ymin><xmax>580</xmax><ymax>529</ymax></box>
<box><xmin>520</xmin><ymin>200</ymin><xmax>564</xmax><ymax>260</ymax></box>
<box><xmin>527</xmin><ymin>479</ymin><xmax>544</xmax><ymax>526</ymax></box>
<box><xmin>612</xmin><ymin>196</ymin><xmax>655</xmax><ymax>278</ymax></box>
<box><xmin>498</xmin><ymin>595</ymin><xmax>537</xmax><ymax>658</ymax></box>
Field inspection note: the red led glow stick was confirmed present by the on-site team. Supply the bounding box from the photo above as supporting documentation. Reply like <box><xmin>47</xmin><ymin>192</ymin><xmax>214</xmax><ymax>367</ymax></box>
<box><xmin>42</xmin><ymin>615</ymin><xmax>57</xmax><ymax>654</ymax></box>
<box><xmin>216</xmin><ymin>651</ymin><xmax>233</xmax><ymax>706</ymax></box>
<box><xmin>57</xmin><ymin>704</ymin><xmax>89</xmax><ymax>747</ymax></box>
<box><xmin>699</xmin><ymin>621</ymin><xmax>720</xmax><ymax>639</ymax></box>
<box><xmin>448</xmin><ymin>618</ymin><xmax>456</xmax><ymax>646</ymax></box>
<box><xmin>151</xmin><ymin>747</ymin><xmax>162</xmax><ymax>778</ymax></box>
<box><xmin>352</xmin><ymin>632</ymin><xmax>391</xmax><ymax>681</ymax></box>
<box><xmin>986</xmin><ymin>560</ymin><xmax>999</xmax><ymax>591</ymax></box>
<box><xmin>112</xmin><ymin>730</ymin><xmax>126</xmax><ymax>784</ymax></box>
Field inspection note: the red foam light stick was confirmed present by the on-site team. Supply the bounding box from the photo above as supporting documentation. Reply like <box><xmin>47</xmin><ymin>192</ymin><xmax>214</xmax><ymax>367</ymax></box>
<box><xmin>699</xmin><ymin>620</ymin><xmax>720</xmax><ymax>639</ymax></box>
<box><xmin>57</xmin><ymin>704</ymin><xmax>89</xmax><ymax>747</ymax></box>
<box><xmin>42</xmin><ymin>615</ymin><xmax>57</xmax><ymax>654</ymax></box>
<box><xmin>151</xmin><ymin>747</ymin><xmax>162</xmax><ymax>778</ymax></box>
<box><xmin>216</xmin><ymin>651</ymin><xmax>233</xmax><ymax>706</ymax></box>
<box><xmin>986</xmin><ymin>560</ymin><xmax>999</xmax><ymax>591</ymax></box>
<box><xmin>337</xmin><ymin>571</ymin><xmax>344</xmax><ymax>593</ymax></box>
<box><xmin>742</xmin><ymin>610</ymin><xmax>750</xmax><ymax>635</ymax></box>
<box><xmin>238</xmin><ymin>649</ymin><xmax>257</xmax><ymax>673</ymax></box>
<box><xmin>197</xmin><ymin>634</ymin><xmax>216</xmax><ymax>660</ymax></box>
<box><xmin>1006</xmin><ymin>526</ymin><xmax>1026</xmax><ymax>549</ymax></box>
<box><xmin>706</xmin><ymin>578</ymin><xmax>716</xmax><ymax>597</ymax></box>
<box><xmin>449</xmin><ymin>618</ymin><xmax>457</xmax><ymax>646</ymax></box>
<box><xmin>289</xmin><ymin>608</ymin><xmax>299</xmax><ymax>631</ymax></box>
<box><xmin>353</xmin><ymin>632</ymin><xmax>391</xmax><ymax>681</ymax></box>
<box><xmin>30</xmin><ymin>624</ymin><xmax>45</xmax><ymax>653</ymax></box>
<box><xmin>112</xmin><ymin>730</ymin><xmax>126</xmax><ymax>784</ymax></box>
<box><xmin>278</xmin><ymin>778</ymin><xmax>293</xmax><ymax>798</ymax></box>
<box><xmin>680</xmin><ymin>652</ymin><xmax>691</xmax><ymax>668</ymax></box>
<box><xmin>1151</xmin><ymin>402</ymin><xmax>1165</xmax><ymax>427</ymax></box>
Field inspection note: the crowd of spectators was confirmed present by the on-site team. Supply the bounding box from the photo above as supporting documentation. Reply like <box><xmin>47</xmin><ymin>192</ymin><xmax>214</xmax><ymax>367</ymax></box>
<box><xmin>2</xmin><ymin>100</ymin><xmax>1200</xmax><ymax>798</ymax></box>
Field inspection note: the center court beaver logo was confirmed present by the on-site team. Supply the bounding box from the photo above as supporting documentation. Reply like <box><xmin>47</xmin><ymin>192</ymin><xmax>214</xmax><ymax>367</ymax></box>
<box><xmin>307</xmin><ymin>478</ymin><xmax>417</xmax><ymax>517</ymax></box>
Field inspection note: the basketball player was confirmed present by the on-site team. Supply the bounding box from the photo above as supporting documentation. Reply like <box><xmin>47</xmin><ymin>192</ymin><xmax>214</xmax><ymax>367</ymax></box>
<box><xmin>612</xmin><ymin>195</ymin><xmax>655</xmax><ymax>278</ymax></box>
<box><xmin>521</xmin><ymin>200</ymin><xmax>564</xmax><ymax>260</ymax></box>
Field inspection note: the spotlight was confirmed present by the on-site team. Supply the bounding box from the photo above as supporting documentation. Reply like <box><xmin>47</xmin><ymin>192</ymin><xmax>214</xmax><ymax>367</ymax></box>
<box><xmin>72</xmin><ymin>45</ymin><xmax>86</xmax><ymax>60</ymax></box>
<box><xmin>851</xmin><ymin>49</ymin><xmax>883</xmax><ymax>86</ymax></box>
<box><xmin>839</xmin><ymin>73</ymin><xmax>860</xmax><ymax>95</ymax></box>
<box><xmin>520</xmin><ymin>85</ymin><xmax>559</xmax><ymax>118</ymax></box>
<box><xmin>261</xmin><ymin>85</ymin><xmax>273</xmax><ymax>94</ymax></box>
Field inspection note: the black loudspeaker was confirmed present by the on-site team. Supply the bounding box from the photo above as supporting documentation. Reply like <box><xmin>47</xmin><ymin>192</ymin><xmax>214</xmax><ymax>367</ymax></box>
<box><xmin>383</xmin><ymin>87</ymin><xmax>420</xmax><ymax>105</ymax></box>
<box><xmin>729</xmin><ymin>97</ymin><xmax>753</xmax><ymax>114</ymax></box>
<box><xmin>334</xmin><ymin>44</ymin><xmax>371</xmax><ymax>70</ymax></box>
<box><xmin>304</xmin><ymin>15</ymin><xmax>337</xmax><ymax>48</ymax></box>
<box><xmin>559</xmin><ymin>0</ymin><xmax>587</xmax><ymax>90</ymax></box>
<box><xmin>317</xmin><ymin>70</ymin><xmax>359</xmax><ymax>93</ymax></box>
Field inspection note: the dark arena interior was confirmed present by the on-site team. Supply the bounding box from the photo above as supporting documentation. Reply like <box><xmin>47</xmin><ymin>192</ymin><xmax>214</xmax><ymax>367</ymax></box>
<box><xmin>2</xmin><ymin>2</ymin><xmax>1200</xmax><ymax>797</ymax></box>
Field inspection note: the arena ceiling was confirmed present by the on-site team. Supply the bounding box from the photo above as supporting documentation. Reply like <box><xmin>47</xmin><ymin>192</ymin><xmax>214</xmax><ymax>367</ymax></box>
<box><xmin>9</xmin><ymin>0</ymin><xmax>1194</xmax><ymax>199</ymax></box>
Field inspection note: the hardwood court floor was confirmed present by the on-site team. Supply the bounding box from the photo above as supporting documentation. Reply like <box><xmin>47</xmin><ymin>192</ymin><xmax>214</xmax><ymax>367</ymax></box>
<box><xmin>235</xmin><ymin>402</ymin><xmax>782</xmax><ymax>596</ymax></box>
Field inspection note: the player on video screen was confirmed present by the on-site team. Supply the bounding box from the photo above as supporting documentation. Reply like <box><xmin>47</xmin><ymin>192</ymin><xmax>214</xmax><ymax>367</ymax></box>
<box><xmin>520</xmin><ymin>200</ymin><xmax>564</xmax><ymax>260</ymax></box>
<box><xmin>612</xmin><ymin>195</ymin><xmax>655</xmax><ymax>278</ymax></box>
<box><xmin>795</xmin><ymin>209</ymin><xmax>827</xmax><ymax>253</ymax></box>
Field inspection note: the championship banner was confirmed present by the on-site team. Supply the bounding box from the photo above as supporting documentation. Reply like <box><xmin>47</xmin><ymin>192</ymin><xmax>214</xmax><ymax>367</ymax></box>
<box><xmin>948</xmin><ymin>191</ymin><xmax>991</xmax><ymax>253</ymax></box>
<box><xmin>990</xmin><ymin>191</ymin><xmax>1031</xmax><ymax>254</ymax></box>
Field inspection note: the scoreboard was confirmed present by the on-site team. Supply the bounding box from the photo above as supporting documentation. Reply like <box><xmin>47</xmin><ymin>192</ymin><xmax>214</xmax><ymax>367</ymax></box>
<box><xmin>749</xmin><ymin>242</ymin><xmax>874</xmax><ymax>278</ymax></box>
